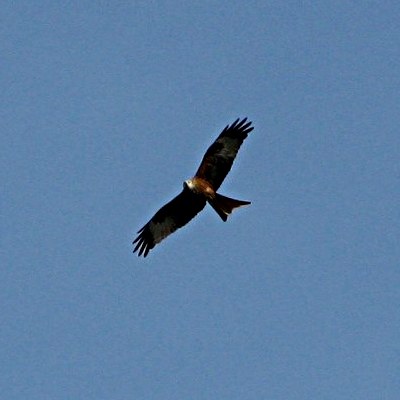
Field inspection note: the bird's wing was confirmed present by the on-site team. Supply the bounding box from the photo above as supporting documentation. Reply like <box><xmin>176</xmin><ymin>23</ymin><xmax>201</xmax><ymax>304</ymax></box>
<box><xmin>194</xmin><ymin>118</ymin><xmax>254</xmax><ymax>190</ymax></box>
<box><xmin>133</xmin><ymin>186</ymin><xmax>206</xmax><ymax>257</ymax></box>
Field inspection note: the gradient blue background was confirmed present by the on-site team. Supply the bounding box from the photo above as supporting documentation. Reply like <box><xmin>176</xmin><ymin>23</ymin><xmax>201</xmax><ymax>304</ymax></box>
<box><xmin>2</xmin><ymin>2</ymin><xmax>399</xmax><ymax>399</ymax></box>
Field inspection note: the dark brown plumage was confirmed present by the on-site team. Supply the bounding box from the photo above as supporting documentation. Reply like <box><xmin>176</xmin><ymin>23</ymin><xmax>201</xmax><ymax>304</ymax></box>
<box><xmin>133</xmin><ymin>118</ymin><xmax>254</xmax><ymax>257</ymax></box>
<box><xmin>195</xmin><ymin>118</ymin><xmax>254</xmax><ymax>190</ymax></box>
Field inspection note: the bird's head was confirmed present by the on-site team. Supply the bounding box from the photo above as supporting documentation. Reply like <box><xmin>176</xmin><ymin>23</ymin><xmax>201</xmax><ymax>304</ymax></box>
<box><xmin>183</xmin><ymin>178</ymin><xmax>194</xmax><ymax>190</ymax></box>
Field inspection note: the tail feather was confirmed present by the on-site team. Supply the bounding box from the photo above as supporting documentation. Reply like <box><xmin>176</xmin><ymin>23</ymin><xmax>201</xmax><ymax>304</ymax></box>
<box><xmin>208</xmin><ymin>193</ymin><xmax>251</xmax><ymax>222</ymax></box>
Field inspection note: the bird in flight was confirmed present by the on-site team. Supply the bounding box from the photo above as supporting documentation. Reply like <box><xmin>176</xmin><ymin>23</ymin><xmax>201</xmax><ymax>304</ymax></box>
<box><xmin>133</xmin><ymin>117</ymin><xmax>254</xmax><ymax>257</ymax></box>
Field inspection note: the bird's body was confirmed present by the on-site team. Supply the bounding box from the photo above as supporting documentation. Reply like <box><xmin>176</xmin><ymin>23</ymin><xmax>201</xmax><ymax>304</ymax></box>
<box><xmin>184</xmin><ymin>177</ymin><xmax>215</xmax><ymax>198</ymax></box>
<box><xmin>133</xmin><ymin>118</ymin><xmax>254</xmax><ymax>257</ymax></box>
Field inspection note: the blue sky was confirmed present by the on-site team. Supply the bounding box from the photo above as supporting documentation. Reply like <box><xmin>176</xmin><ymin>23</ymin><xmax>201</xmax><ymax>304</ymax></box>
<box><xmin>2</xmin><ymin>1</ymin><xmax>399</xmax><ymax>399</ymax></box>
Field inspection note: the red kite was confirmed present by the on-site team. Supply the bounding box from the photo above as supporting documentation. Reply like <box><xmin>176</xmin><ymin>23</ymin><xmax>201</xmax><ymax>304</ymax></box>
<box><xmin>133</xmin><ymin>118</ymin><xmax>254</xmax><ymax>257</ymax></box>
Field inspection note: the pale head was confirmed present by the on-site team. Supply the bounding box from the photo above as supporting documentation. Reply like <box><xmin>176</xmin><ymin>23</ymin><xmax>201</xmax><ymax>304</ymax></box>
<box><xmin>183</xmin><ymin>178</ymin><xmax>195</xmax><ymax>190</ymax></box>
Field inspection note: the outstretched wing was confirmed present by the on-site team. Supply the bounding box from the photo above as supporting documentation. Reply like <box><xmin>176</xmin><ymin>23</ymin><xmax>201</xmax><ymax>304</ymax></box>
<box><xmin>133</xmin><ymin>186</ymin><xmax>206</xmax><ymax>257</ymax></box>
<box><xmin>195</xmin><ymin>118</ymin><xmax>254</xmax><ymax>190</ymax></box>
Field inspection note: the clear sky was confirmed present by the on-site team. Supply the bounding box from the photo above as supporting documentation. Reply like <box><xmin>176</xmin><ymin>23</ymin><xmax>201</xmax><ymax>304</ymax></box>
<box><xmin>2</xmin><ymin>2</ymin><xmax>399</xmax><ymax>399</ymax></box>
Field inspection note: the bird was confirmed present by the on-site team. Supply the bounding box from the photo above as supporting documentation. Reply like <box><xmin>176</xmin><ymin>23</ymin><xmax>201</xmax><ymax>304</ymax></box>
<box><xmin>133</xmin><ymin>117</ymin><xmax>254</xmax><ymax>257</ymax></box>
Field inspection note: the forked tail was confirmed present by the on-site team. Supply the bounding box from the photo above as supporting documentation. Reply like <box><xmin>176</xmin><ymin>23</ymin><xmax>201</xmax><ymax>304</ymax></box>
<box><xmin>208</xmin><ymin>193</ymin><xmax>251</xmax><ymax>222</ymax></box>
